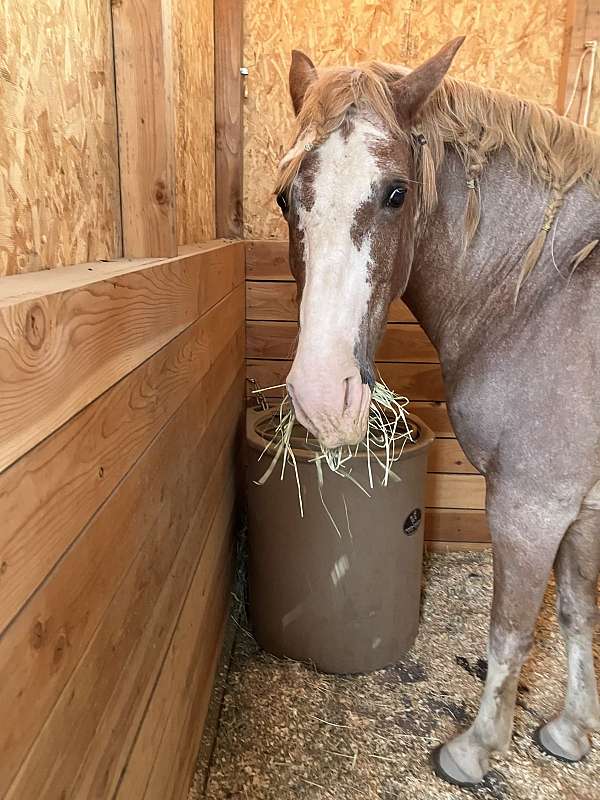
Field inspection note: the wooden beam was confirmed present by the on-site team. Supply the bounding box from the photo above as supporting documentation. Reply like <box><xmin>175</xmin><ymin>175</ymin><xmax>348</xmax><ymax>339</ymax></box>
<box><xmin>214</xmin><ymin>0</ymin><xmax>244</xmax><ymax>237</ymax></box>
<box><xmin>557</xmin><ymin>0</ymin><xmax>600</xmax><ymax>118</ymax></box>
<box><xmin>0</xmin><ymin>241</ymin><xmax>244</xmax><ymax>473</ymax></box>
<box><xmin>112</xmin><ymin>0</ymin><xmax>177</xmax><ymax>257</ymax></box>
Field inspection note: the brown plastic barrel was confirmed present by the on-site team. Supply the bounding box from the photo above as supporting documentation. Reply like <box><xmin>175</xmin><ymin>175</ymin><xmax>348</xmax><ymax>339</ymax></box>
<box><xmin>247</xmin><ymin>408</ymin><xmax>434</xmax><ymax>674</ymax></box>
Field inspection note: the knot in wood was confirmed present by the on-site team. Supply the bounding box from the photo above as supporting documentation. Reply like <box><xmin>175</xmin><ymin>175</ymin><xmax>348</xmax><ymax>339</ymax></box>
<box><xmin>154</xmin><ymin>180</ymin><xmax>169</xmax><ymax>205</ymax></box>
<box><xmin>25</xmin><ymin>304</ymin><xmax>46</xmax><ymax>350</ymax></box>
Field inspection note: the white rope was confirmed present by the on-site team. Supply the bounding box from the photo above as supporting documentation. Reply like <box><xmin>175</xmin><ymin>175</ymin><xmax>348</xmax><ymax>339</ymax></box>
<box><xmin>564</xmin><ymin>40</ymin><xmax>598</xmax><ymax>127</ymax></box>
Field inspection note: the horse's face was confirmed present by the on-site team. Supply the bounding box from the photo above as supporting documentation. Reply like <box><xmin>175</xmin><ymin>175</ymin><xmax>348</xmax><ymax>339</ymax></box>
<box><xmin>281</xmin><ymin>41</ymin><xmax>463</xmax><ymax>448</ymax></box>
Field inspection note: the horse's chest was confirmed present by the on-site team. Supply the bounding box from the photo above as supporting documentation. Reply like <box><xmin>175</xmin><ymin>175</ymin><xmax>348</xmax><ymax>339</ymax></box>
<box><xmin>443</xmin><ymin>356</ymin><xmax>508</xmax><ymax>475</ymax></box>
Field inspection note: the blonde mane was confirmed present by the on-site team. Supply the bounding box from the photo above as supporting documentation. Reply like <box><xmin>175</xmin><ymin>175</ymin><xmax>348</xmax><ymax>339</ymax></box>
<box><xmin>277</xmin><ymin>62</ymin><xmax>600</xmax><ymax>294</ymax></box>
<box><xmin>277</xmin><ymin>61</ymin><xmax>600</xmax><ymax>198</ymax></box>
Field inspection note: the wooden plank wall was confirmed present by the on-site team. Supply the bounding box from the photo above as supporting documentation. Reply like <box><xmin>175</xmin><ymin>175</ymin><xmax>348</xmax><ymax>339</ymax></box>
<box><xmin>245</xmin><ymin>241</ymin><xmax>490</xmax><ymax>547</ymax></box>
<box><xmin>0</xmin><ymin>240</ymin><xmax>245</xmax><ymax>800</ymax></box>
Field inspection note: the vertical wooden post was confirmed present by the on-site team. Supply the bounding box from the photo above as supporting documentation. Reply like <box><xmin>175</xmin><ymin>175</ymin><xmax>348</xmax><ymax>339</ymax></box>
<box><xmin>557</xmin><ymin>0</ymin><xmax>600</xmax><ymax>118</ymax></box>
<box><xmin>111</xmin><ymin>0</ymin><xmax>178</xmax><ymax>258</ymax></box>
<box><xmin>214</xmin><ymin>0</ymin><xmax>244</xmax><ymax>238</ymax></box>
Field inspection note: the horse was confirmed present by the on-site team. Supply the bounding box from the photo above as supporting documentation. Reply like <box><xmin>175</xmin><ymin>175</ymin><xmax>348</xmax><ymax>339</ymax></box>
<box><xmin>276</xmin><ymin>37</ymin><xmax>600</xmax><ymax>786</ymax></box>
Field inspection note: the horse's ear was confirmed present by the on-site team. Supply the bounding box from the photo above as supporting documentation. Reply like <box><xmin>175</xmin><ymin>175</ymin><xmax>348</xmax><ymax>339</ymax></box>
<box><xmin>289</xmin><ymin>50</ymin><xmax>317</xmax><ymax>115</ymax></box>
<box><xmin>392</xmin><ymin>36</ymin><xmax>465</xmax><ymax>119</ymax></box>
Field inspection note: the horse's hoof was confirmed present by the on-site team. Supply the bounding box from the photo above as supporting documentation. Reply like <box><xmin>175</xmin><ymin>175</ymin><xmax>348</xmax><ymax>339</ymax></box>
<box><xmin>431</xmin><ymin>744</ymin><xmax>485</xmax><ymax>787</ymax></box>
<box><xmin>533</xmin><ymin>723</ymin><xmax>590</xmax><ymax>764</ymax></box>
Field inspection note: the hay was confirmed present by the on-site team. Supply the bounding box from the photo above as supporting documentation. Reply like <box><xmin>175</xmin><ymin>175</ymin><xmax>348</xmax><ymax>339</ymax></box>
<box><xmin>252</xmin><ymin>380</ymin><xmax>415</xmax><ymax>520</ymax></box>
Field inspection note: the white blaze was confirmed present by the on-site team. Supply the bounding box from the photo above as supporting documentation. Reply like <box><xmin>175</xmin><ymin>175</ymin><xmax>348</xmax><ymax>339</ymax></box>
<box><xmin>294</xmin><ymin>119</ymin><xmax>384</xmax><ymax>372</ymax></box>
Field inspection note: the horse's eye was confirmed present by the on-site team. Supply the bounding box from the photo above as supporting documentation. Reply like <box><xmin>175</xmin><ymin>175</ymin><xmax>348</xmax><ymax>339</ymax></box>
<box><xmin>386</xmin><ymin>187</ymin><xmax>406</xmax><ymax>208</ymax></box>
<box><xmin>276</xmin><ymin>192</ymin><xmax>289</xmax><ymax>213</ymax></box>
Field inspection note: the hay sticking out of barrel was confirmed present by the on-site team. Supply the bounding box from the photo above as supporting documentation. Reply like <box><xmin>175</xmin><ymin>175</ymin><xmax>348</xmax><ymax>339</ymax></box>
<box><xmin>252</xmin><ymin>380</ymin><xmax>414</xmax><ymax>519</ymax></box>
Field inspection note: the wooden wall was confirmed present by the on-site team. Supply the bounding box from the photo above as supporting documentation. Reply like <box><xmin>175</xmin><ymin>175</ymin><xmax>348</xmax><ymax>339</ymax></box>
<box><xmin>0</xmin><ymin>0</ymin><xmax>121</xmax><ymax>276</ymax></box>
<box><xmin>0</xmin><ymin>240</ymin><xmax>245</xmax><ymax>799</ymax></box>
<box><xmin>0</xmin><ymin>0</ymin><xmax>218</xmax><ymax>277</ymax></box>
<box><xmin>173</xmin><ymin>0</ymin><xmax>217</xmax><ymax>243</ymax></box>
<box><xmin>245</xmin><ymin>241</ymin><xmax>489</xmax><ymax>547</ymax></box>
<box><xmin>242</xmin><ymin>0</ymin><xmax>569</xmax><ymax>239</ymax></box>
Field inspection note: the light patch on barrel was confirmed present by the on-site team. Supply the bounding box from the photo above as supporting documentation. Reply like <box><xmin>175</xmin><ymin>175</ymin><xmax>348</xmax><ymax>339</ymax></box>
<box><xmin>281</xmin><ymin>603</ymin><xmax>304</xmax><ymax>629</ymax></box>
<box><xmin>330</xmin><ymin>555</ymin><xmax>350</xmax><ymax>586</ymax></box>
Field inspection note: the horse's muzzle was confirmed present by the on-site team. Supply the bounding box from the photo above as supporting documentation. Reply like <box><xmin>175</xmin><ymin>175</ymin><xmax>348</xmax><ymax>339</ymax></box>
<box><xmin>286</xmin><ymin>364</ymin><xmax>371</xmax><ymax>448</ymax></box>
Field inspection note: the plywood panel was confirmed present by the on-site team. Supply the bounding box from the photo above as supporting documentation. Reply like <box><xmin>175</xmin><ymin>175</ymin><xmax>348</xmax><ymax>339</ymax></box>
<box><xmin>0</xmin><ymin>333</ymin><xmax>244</xmax><ymax>797</ymax></box>
<box><xmin>0</xmin><ymin>285</ymin><xmax>243</xmax><ymax>635</ymax></box>
<box><xmin>558</xmin><ymin>0</ymin><xmax>600</xmax><ymax>130</ymax></box>
<box><xmin>247</xmin><ymin>320</ymin><xmax>437</xmax><ymax>362</ymax></box>
<box><xmin>174</xmin><ymin>0</ymin><xmax>216</xmax><ymax>243</ymax></box>
<box><xmin>243</xmin><ymin>0</ymin><xmax>569</xmax><ymax>238</ymax></box>
<box><xmin>0</xmin><ymin>0</ymin><xmax>121</xmax><ymax>275</ymax></box>
<box><xmin>246</xmin><ymin>281</ymin><xmax>416</xmax><ymax>322</ymax></box>
<box><xmin>0</xmin><ymin>241</ymin><xmax>244</xmax><ymax>472</ymax></box>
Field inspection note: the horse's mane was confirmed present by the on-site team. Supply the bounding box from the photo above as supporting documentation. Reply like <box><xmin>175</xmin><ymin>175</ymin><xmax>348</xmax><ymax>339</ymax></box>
<box><xmin>276</xmin><ymin>61</ymin><xmax>600</xmax><ymax>294</ymax></box>
<box><xmin>278</xmin><ymin>61</ymin><xmax>600</xmax><ymax>196</ymax></box>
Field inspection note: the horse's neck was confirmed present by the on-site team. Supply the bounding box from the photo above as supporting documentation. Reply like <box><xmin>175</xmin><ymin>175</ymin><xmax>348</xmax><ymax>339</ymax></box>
<box><xmin>403</xmin><ymin>148</ymin><xmax>599</xmax><ymax>369</ymax></box>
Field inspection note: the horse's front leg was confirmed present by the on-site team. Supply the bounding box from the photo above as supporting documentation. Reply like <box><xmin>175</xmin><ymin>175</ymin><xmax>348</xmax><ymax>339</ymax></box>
<box><xmin>535</xmin><ymin>501</ymin><xmax>600</xmax><ymax>761</ymax></box>
<box><xmin>433</xmin><ymin>481</ymin><xmax>571</xmax><ymax>786</ymax></box>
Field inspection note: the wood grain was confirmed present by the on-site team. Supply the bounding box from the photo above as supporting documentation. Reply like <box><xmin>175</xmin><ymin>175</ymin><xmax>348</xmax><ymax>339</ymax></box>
<box><xmin>557</xmin><ymin>0</ymin><xmax>600</xmax><ymax>126</ymax></box>
<box><xmin>0</xmin><ymin>282</ymin><xmax>243</xmax><ymax>635</ymax></box>
<box><xmin>173</xmin><ymin>0</ymin><xmax>216</xmax><ymax>243</ymax></box>
<box><xmin>246</xmin><ymin>320</ymin><xmax>437</xmax><ymax>362</ymax></box>
<box><xmin>428</xmin><ymin>439</ymin><xmax>478</xmax><ymax>474</ymax></box>
<box><xmin>246</xmin><ymin>280</ymin><xmax>416</xmax><ymax>322</ymax></box>
<box><xmin>426</xmin><ymin>474</ymin><xmax>486</xmax><ymax>510</ymax></box>
<box><xmin>408</xmin><ymin>402</ymin><xmax>453</xmax><ymax>438</ymax></box>
<box><xmin>214</xmin><ymin>0</ymin><xmax>244</xmax><ymax>237</ymax></box>
<box><xmin>245</xmin><ymin>240</ymin><xmax>289</xmax><ymax>279</ymax></box>
<box><xmin>1</xmin><ymin>359</ymin><xmax>243</xmax><ymax>799</ymax></box>
<box><xmin>0</xmin><ymin>242</ymin><xmax>243</xmax><ymax>473</ymax></box>
<box><xmin>247</xmin><ymin>359</ymin><xmax>446</xmax><ymax>401</ymax></box>
<box><xmin>426</xmin><ymin>541</ymin><xmax>491</xmax><ymax>553</ymax></box>
<box><xmin>116</xmin><ymin>501</ymin><xmax>232</xmax><ymax>799</ymax></box>
<box><xmin>111</xmin><ymin>0</ymin><xmax>177</xmax><ymax>257</ymax></box>
<box><xmin>0</xmin><ymin>0</ymin><xmax>121</xmax><ymax>274</ymax></box>
<box><xmin>425</xmin><ymin>508</ymin><xmax>490</xmax><ymax>542</ymax></box>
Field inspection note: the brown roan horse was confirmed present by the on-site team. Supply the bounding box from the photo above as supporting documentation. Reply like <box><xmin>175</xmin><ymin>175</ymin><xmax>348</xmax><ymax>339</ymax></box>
<box><xmin>276</xmin><ymin>37</ymin><xmax>600</xmax><ymax>786</ymax></box>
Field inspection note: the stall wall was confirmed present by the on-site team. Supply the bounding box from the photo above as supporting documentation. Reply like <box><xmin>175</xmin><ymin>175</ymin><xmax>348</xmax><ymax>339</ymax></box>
<box><xmin>173</xmin><ymin>0</ymin><xmax>217</xmax><ymax>243</ymax></box>
<box><xmin>0</xmin><ymin>242</ymin><xmax>245</xmax><ymax>800</ymax></box>
<box><xmin>0</xmin><ymin>0</ymin><xmax>122</xmax><ymax>276</ymax></box>
<box><xmin>243</xmin><ymin>0</ymin><xmax>570</xmax><ymax>547</ymax></box>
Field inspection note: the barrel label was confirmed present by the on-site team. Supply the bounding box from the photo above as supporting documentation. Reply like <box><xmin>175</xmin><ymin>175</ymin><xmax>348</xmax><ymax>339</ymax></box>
<box><xmin>403</xmin><ymin>508</ymin><xmax>422</xmax><ymax>536</ymax></box>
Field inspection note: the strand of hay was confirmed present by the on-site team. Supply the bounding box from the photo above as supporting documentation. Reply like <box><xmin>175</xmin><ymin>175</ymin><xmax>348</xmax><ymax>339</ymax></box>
<box><xmin>252</xmin><ymin>380</ymin><xmax>414</xmax><ymax>521</ymax></box>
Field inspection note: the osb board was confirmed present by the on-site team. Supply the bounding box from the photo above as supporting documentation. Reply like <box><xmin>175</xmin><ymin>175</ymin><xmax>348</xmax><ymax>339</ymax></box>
<box><xmin>0</xmin><ymin>0</ymin><xmax>121</xmax><ymax>275</ymax></box>
<box><xmin>173</xmin><ymin>0</ymin><xmax>216</xmax><ymax>244</ymax></box>
<box><xmin>243</xmin><ymin>0</ymin><xmax>569</xmax><ymax>238</ymax></box>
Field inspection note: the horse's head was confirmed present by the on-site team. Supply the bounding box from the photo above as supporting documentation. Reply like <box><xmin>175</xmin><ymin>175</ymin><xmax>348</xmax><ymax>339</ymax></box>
<box><xmin>278</xmin><ymin>38</ymin><xmax>463</xmax><ymax>448</ymax></box>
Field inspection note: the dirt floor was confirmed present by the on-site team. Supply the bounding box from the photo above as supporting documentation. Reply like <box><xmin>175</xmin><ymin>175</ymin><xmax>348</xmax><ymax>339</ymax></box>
<box><xmin>190</xmin><ymin>551</ymin><xmax>600</xmax><ymax>800</ymax></box>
